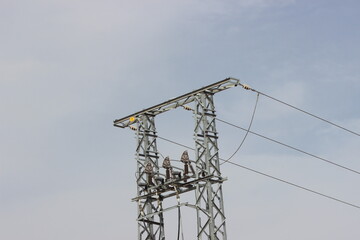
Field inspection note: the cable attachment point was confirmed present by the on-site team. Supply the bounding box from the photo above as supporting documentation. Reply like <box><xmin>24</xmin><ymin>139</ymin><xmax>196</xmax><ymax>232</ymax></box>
<box><xmin>183</xmin><ymin>105</ymin><xmax>194</xmax><ymax>111</ymax></box>
<box><xmin>242</xmin><ymin>84</ymin><xmax>252</xmax><ymax>90</ymax></box>
<box><xmin>174</xmin><ymin>186</ymin><xmax>180</xmax><ymax>204</ymax></box>
<box><xmin>129</xmin><ymin>125</ymin><xmax>137</xmax><ymax>131</ymax></box>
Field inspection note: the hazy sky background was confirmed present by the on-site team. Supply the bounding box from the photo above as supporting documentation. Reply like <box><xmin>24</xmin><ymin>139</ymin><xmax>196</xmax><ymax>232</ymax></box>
<box><xmin>1</xmin><ymin>0</ymin><xmax>360</xmax><ymax>239</ymax></box>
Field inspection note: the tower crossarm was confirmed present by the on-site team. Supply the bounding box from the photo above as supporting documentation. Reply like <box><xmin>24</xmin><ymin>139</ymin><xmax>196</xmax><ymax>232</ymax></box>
<box><xmin>113</xmin><ymin>77</ymin><xmax>240</xmax><ymax>128</ymax></box>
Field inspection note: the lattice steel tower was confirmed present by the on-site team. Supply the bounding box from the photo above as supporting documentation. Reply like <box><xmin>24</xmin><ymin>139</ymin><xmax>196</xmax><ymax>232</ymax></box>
<box><xmin>114</xmin><ymin>78</ymin><xmax>240</xmax><ymax>240</ymax></box>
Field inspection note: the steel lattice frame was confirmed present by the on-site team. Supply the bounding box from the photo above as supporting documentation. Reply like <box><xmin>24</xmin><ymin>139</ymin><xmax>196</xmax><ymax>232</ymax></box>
<box><xmin>114</xmin><ymin>78</ymin><xmax>240</xmax><ymax>240</ymax></box>
<box><xmin>135</xmin><ymin>114</ymin><xmax>165</xmax><ymax>240</ymax></box>
<box><xmin>194</xmin><ymin>92</ymin><xmax>227</xmax><ymax>240</ymax></box>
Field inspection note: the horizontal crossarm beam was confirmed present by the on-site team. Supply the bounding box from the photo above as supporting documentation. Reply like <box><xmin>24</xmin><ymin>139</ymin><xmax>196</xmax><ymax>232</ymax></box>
<box><xmin>113</xmin><ymin>77</ymin><xmax>240</xmax><ymax>128</ymax></box>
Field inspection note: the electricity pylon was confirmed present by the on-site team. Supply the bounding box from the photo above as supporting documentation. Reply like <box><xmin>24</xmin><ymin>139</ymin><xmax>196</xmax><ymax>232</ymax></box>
<box><xmin>114</xmin><ymin>78</ymin><xmax>240</xmax><ymax>240</ymax></box>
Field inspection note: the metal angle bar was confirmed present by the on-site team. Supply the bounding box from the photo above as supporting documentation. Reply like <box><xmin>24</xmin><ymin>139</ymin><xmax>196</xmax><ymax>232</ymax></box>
<box><xmin>196</xmin><ymin>204</ymin><xmax>211</xmax><ymax>218</ymax></box>
<box><xmin>138</xmin><ymin>219</ymin><xmax>162</xmax><ymax>226</ymax></box>
<box><xmin>150</xmin><ymin>96</ymin><xmax>195</xmax><ymax>115</ymax></box>
<box><xmin>212</xmin><ymin>202</ymin><xmax>226</xmax><ymax>219</ymax></box>
<box><xmin>214</xmin><ymin>221</ymin><xmax>226</xmax><ymax>234</ymax></box>
<box><xmin>135</xmin><ymin>115</ymin><xmax>165</xmax><ymax>240</ymax></box>
<box><xmin>134</xmin><ymin>187</ymin><xmax>196</xmax><ymax>202</ymax></box>
<box><xmin>132</xmin><ymin>175</ymin><xmax>214</xmax><ymax>201</ymax></box>
<box><xmin>199</xmin><ymin>218</ymin><xmax>211</xmax><ymax>235</ymax></box>
<box><xmin>113</xmin><ymin>77</ymin><xmax>240</xmax><ymax>128</ymax></box>
<box><xmin>194</xmin><ymin>92</ymin><xmax>227</xmax><ymax>240</ymax></box>
<box><xmin>137</xmin><ymin>202</ymin><xmax>189</xmax><ymax>220</ymax></box>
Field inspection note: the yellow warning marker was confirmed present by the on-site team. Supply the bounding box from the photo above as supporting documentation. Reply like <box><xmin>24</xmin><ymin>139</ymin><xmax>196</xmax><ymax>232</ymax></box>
<box><xmin>129</xmin><ymin>116</ymin><xmax>136</xmax><ymax>122</ymax></box>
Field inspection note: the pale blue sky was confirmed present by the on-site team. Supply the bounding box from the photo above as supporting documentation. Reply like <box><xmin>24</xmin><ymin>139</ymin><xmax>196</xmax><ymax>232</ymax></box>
<box><xmin>1</xmin><ymin>0</ymin><xmax>359</xmax><ymax>239</ymax></box>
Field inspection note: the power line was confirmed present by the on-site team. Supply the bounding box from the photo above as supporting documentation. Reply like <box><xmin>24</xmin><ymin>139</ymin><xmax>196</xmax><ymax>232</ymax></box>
<box><xmin>241</xmin><ymin>84</ymin><xmax>360</xmax><ymax>137</ymax></box>
<box><xmin>216</xmin><ymin>118</ymin><xmax>360</xmax><ymax>176</ymax></box>
<box><xmin>177</xmin><ymin>204</ymin><xmax>181</xmax><ymax>240</ymax></box>
<box><xmin>117</xmin><ymin>78</ymin><xmax>360</xmax><ymax>240</ymax></box>
<box><xmin>157</xmin><ymin>136</ymin><xmax>360</xmax><ymax>210</ymax></box>
<box><xmin>226</xmin><ymin>160</ymin><xmax>360</xmax><ymax>210</ymax></box>
<box><xmin>220</xmin><ymin>92</ymin><xmax>259</xmax><ymax>165</ymax></box>
<box><xmin>177</xmin><ymin>203</ymin><xmax>184</xmax><ymax>240</ymax></box>
<box><xmin>158</xmin><ymin>136</ymin><xmax>195</xmax><ymax>150</ymax></box>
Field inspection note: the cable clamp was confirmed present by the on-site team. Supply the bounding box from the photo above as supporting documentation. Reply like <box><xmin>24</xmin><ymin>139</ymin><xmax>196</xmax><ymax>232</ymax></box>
<box><xmin>242</xmin><ymin>84</ymin><xmax>251</xmax><ymax>90</ymax></box>
<box><xmin>129</xmin><ymin>125</ymin><xmax>137</xmax><ymax>131</ymax></box>
<box><xmin>183</xmin><ymin>105</ymin><xmax>194</xmax><ymax>111</ymax></box>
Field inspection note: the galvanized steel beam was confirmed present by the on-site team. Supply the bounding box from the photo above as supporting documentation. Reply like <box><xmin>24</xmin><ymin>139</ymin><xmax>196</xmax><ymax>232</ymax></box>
<box><xmin>115</xmin><ymin>77</ymin><xmax>240</xmax><ymax>240</ymax></box>
<box><xmin>194</xmin><ymin>92</ymin><xmax>227</xmax><ymax>240</ymax></box>
<box><xmin>135</xmin><ymin>114</ymin><xmax>165</xmax><ymax>240</ymax></box>
<box><xmin>114</xmin><ymin>77</ymin><xmax>240</xmax><ymax>128</ymax></box>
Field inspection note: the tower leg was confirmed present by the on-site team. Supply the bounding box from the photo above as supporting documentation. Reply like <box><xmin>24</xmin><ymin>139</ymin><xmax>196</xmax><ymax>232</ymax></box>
<box><xmin>194</xmin><ymin>92</ymin><xmax>227</xmax><ymax>240</ymax></box>
<box><xmin>135</xmin><ymin>114</ymin><xmax>165</xmax><ymax>240</ymax></box>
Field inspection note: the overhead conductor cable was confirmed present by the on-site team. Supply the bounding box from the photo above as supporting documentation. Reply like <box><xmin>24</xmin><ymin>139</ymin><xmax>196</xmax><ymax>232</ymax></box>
<box><xmin>157</xmin><ymin>136</ymin><xmax>360</xmax><ymax>210</ymax></box>
<box><xmin>240</xmin><ymin>83</ymin><xmax>360</xmax><ymax>137</ymax></box>
<box><xmin>221</xmin><ymin>89</ymin><xmax>259</xmax><ymax>165</ymax></box>
<box><xmin>216</xmin><ymin>118</ymin><xmax>360</xmax><ymax>176</ymax></box>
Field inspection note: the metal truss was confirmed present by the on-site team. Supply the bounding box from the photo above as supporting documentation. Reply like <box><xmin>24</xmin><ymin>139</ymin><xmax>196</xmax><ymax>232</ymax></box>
<box><xmin>194</xmin><ymin>92</ymin><xmax>227</xmax><ymax>240</ymax></box>
<box><xmin>114</xmin><ymin>78</ymin><xmax>240</xmax><ymax>240</ymax></box>
<box><xmin>135</xmin><ymin>114</ymin><xmax>165</xmax><ymax>240</ymax></box>
<box><xmin>113</xmin><ymin>78</ymin><xmax>240</xmax><ymax>129</ymax></box>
